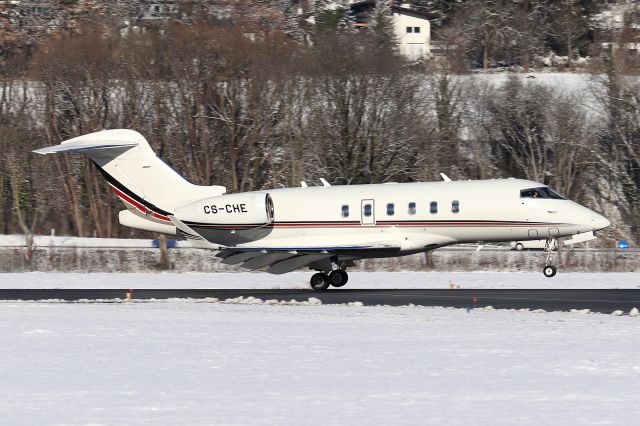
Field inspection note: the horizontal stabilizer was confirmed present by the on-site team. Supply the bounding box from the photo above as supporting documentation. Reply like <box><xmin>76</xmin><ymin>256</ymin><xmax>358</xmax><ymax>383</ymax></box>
<box><xmin>33</xmin><ymin>139</ymin><xmax>137</xmax><ymax>155</ymax></box>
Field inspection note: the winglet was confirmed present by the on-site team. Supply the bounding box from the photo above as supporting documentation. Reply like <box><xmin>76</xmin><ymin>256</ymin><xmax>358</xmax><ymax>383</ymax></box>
<box><xmin>440</xmin><ymin>173</ymin><xmax>452</xmax><ymax>182</ymax></box>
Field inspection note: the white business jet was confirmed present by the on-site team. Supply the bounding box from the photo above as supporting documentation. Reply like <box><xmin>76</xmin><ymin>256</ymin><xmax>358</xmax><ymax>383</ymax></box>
<box><xmin>34</xmin><ymin>130</ymin><xmax>610</xmax><ymax>290</ymax></box>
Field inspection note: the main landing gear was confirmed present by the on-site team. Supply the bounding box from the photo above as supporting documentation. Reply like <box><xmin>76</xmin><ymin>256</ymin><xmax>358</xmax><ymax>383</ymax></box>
<box><xmin>542</xmin><ymin>238</ymin><xmax>557</xmax><ymax>278</ymax></box>
<box><xmin>310</xmin><ymin>269</ymin><xmax>349</xmax><ymax>291</ymax></box>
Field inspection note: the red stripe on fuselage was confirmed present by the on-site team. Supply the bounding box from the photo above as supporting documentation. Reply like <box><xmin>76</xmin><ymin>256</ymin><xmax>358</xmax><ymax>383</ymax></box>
<box><xmin>109</xmin><ymin>185</ymin><xmax>171</xmax><ymax>222</ymax></box>
<box><xmin>187</xmin><ymin>220</ymin><xmax>566</xmax><ymax>231</ymax></box>
<box><xmin>271</xmin><ymin>221</ymin><xmax>563</xmax><ymax>227</ymax></box>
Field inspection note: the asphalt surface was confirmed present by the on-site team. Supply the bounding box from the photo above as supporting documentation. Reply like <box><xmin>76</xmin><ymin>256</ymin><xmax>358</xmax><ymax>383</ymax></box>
<box><xmin>0</xmin><ymin>289</ymin><xmax>639</xmax><ymax>313</ymax></box>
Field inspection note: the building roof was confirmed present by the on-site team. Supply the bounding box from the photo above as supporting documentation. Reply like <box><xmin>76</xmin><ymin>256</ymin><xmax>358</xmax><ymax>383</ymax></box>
<box><xmin>349</xmin><ymin>1</ymin><xmax>437</xmax><ymax>20</ymax></box>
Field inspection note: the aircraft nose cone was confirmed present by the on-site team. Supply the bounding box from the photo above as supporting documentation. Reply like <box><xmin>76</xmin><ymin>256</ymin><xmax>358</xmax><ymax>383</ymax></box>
<box><xmin>592</xmin><ymin>214</ymin><xmax>611</xmax><ymax>231</ymax></box>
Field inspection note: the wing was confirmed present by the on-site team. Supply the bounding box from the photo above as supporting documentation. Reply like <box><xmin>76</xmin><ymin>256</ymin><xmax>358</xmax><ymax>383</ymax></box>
<box><xmin>171</xmin><ymin>214</ymin><xmax>451</xmax><ymax>274</ymax></box>
<box><xmin>216</xmin><ymin>242</ymin><xmax>401</xmax><ymax>274</ymax></box>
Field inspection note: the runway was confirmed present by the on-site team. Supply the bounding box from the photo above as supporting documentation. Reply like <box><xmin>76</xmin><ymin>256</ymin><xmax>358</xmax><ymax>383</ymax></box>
<box><xmin>1</xmin><ymin>289</ymin><xmax>639</xmax><ymax>313</ymax></box>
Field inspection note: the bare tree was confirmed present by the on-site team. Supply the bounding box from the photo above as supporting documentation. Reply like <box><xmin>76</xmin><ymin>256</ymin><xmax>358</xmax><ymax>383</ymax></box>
<box><xmin>552</xmin><ymin>0</ymin><xmax>588</xmax><ymax>69</ymax></box>
<box><xmin>591</xmin><ymin>60</ymin><xmax>640</xmax><ymax>241</ymax></box>
<box><xmin>305</xmin><ymin>33</ymin><xmax>425</xmax><ymax>184</ymax></box>
<box><xmin>484</xmin><ymin>76</ymin><xmax>553</xmax><ymax>183</ymax></box>
<box><xmin>511</xmin><ymin>0</ymin><xmax>550</xmax><ymax>71</ymax></box>
<box><xmin>456</xmin><ymin>0</ymin><xmax>517</xmax><ymax>69</ymax></box>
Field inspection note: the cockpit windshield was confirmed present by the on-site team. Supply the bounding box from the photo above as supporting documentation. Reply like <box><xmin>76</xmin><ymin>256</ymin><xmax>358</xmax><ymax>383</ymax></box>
<box><xmin>520</xmin><ymin>187</ymin><xmax>567</xmax><ymax>200</ymax></box>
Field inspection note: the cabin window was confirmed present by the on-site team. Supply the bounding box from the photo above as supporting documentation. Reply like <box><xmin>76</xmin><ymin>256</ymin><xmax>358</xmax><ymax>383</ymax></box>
<box><xmin>387</xmin><ymin>203</ymin><xmax>395</xmax><ymax>216</ymax></box>
<box><xmin>406</xmin><ymin>27</ymin><xmax>413</xmax><ymax>33</ymax></box>
<box><xmin>414</xmin><ymin>27</ymin><xmax>421</xmax><ymax>33</ymax></box>
<box><xmin>364</xmin><ymin>204</ymin><xmax>372</xmax><ymax>217</ymax></box>
<box><xmin>341</xmin><ymin>205</ymin><xmax>349</xmax><ymax>218</ymax></box>
<box><xmin>452</xmin><ymin>200</ymin><xmax>460</xmax><ymax>213</ymax></box>
<box><xmin>430</xmin><ymin>201</ymin><xmax>438</xmax><ymax>214</ymax></box>
<box><xmin>408</xmin><ymin>202</ymin><xmax>416</xmax><ymax>215</ymax></box>
<box><xmin>520</xmin><ymin>187</ymin><xmax>567</xmax><ymax>200</ymax></box>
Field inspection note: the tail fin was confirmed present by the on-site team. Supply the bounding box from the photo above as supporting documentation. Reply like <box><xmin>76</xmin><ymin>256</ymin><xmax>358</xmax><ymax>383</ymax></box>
<box><xmin>34</xmin><ymin>129</ymin><xmax>226</xmax><ymax>232</ymax></box>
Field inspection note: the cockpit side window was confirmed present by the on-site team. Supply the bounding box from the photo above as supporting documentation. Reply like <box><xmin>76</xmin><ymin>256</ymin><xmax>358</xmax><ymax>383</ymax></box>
<box><xmin>520</xmin><ymin>188</ymin><xmax>544</xmax><ymax>198</ymax></box>
<box><xmin>520</xmin><ymin>187</ymin><xmax>567</xmax><ymax>200</ymax></box>
<box><xmin>541</xmin><ymin>187</ymin><xmax>567</xmax><ymax>199</ymax></box>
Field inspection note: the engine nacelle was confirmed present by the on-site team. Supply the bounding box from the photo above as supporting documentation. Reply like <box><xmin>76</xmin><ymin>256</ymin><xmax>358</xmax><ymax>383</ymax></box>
<box><xmin>175</xmin><ymin>192</ymin><xmax>274</xmax><ymax>226</ymax></box>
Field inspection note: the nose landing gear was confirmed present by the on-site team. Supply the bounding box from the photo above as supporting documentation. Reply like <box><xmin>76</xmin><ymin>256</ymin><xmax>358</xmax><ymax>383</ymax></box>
<box><xmin>309</xmin><ymin>269</ymin><xmax>349</xmax><ymax>291</ymax></box>
<box><xmin>542</xmin><ymin>238</ymin><xmax>558</xmax><ymax>277</ymax></box>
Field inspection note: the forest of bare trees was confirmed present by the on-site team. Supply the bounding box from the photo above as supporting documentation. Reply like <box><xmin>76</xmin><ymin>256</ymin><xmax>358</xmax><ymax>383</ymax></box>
<box><xmin>0</xmin><ymin>13</ymin><xmax>639</xmax><ymax>248</ymax></box>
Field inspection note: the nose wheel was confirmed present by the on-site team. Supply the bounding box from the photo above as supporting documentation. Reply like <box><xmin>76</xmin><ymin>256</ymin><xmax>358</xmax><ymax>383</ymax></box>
<box><xmin>543</xmin><ymin>265</ymin><xmax>557</xmax><ymax>277</ymax></box>
<box><xmin>310</xmin><ymin>270</ymin><xmax>349</xmax><ymax>290</ymax></box>
<box><xmin>542</xmin><ymin>238</ymin><xmax>558</xmax><ymax>278</ymax></box>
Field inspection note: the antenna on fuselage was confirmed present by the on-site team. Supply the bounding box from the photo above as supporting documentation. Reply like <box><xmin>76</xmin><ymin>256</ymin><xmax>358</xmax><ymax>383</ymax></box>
<box><xmin>319</xmin><ymin>178</ymin><xmax>331</xmax><ymax>187</ymax></box>
<box><xmin>300</xmin><ymin>181</ymin><xmax>308</xmax><ymax>187</ymax></box>
<box><xmin>440</xmin><ymin>173</ymin><xmax>452</xmax><ymax>182</ymax></box>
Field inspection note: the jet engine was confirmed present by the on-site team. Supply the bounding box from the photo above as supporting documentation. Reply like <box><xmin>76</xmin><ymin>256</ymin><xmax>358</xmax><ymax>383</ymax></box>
<box><xmin>174</xmin><ymin>192</ymin><xmax>274</xmax><ymax>226</ymax></box>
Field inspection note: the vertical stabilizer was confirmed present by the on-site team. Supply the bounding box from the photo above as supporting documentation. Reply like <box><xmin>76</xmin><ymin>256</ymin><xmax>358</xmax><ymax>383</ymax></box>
<box><xmin>33</xmin><ymin>129</ymin><xmax>226</xmax><ymax>230</ymax></box>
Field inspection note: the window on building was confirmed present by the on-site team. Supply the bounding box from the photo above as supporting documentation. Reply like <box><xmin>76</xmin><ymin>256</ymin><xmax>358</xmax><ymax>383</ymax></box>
<box><xmin>408</xmin><ymin>202</ymin><xmax>416</xmax><ymax>215</ymax></box>
<box><xmin>154</xmin><ymin>5</ymin><xmax>160</xmax><ymax>12</ymax></box>
<box><xmin>430</xmin><ymin>201</ymin><xmax>438</xmax><ymax>214</ymax></box>
<box><xmin>364</xmin><ymin>204</ymin><xmax>372</xmax><ymax>217</ymax></box>
<box><xmin>414</xmin><ymin>27</ymin><xmax>421</xmax><ymax>33</ymax></box>
<box><xmin>341</xmin><ymin>205</ymin><xmax>349</xmax><ymax>218</ymax></box>
<box><xmin>387</xmin><ymin>203</ymin><xmax>395</xmax><ymax>216</ymax></box>
<box><xmin>406</xmin><ymin>27</ymin><xmax>413</xmax><ymax>33</ymax></box>
<box><xmin>452</xmin><ymin>200</ymin><xmax>460</xmax><ymax>213</ymax></box>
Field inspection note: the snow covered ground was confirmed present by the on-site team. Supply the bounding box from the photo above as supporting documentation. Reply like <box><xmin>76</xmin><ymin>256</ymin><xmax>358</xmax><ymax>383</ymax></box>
<box><xmin>1</xmin><ymin>271</ymin><xmax>639</xmax><ymax>289</ymax></box>
<box><xmin>0</xmin><ymin>301</ymin><xmax>638</xmax><ymax>425</ymax></box>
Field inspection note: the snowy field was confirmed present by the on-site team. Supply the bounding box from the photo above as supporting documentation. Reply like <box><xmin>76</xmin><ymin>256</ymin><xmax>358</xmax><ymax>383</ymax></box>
<box><xmin>1</xmin><ymin>271</ymin><xmax>639</xmax><ymax>289</ymax></box>
<box><xmin>2</xmin><ymin>270</ymin><xmax>639</xmax><ymax>424</ymax></box>
<box><xmin>0</xmin><ymin>300</ymin><xmax>639</xmax><ymax>425</ymax></box>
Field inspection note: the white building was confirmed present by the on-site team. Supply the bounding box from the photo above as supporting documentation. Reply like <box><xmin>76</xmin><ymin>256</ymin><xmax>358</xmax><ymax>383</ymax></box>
<box><xmin>391</xmin><ymin>5</ymin><xmax>431</xmax><ymax>61</ymax></box>
<box><xmin>349</xmin><ymin>1</ymin><xmax>432</xmax><ymax>61</ymax></box>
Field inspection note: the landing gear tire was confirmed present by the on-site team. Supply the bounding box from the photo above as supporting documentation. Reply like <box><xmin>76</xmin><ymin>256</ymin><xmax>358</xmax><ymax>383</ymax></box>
<box><xmin>543</xmin><ymin>265</ymin><xmax>557</xmax><ymax>278</ymax></box>
<box><xmin>328</xmin><ymin>270</ymin><xmax>349</xmax><ymax>287</ymax></box>
<box><xmin>515</xmin><ymin>243</ymin><xmax>524</xmax><ymax>251</ymax></box>
<box><xmin>310</xmin><ymin>273</ymin><xmax>330</xmax><ymax>291</ymax></box>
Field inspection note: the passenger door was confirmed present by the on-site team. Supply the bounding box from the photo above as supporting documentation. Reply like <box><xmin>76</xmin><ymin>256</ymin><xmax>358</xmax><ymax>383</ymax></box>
<box><xmin>361</xmin><ymin>199</ymin><xmax>375</xmax><ymax>226</ymax></box>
